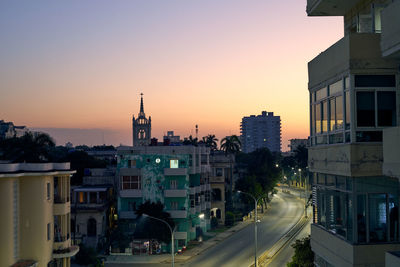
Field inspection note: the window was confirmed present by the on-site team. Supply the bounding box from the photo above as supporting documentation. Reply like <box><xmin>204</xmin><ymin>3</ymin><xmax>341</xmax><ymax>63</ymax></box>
<box><xmin>122</xmin><ymin>176</ymin><xmax>141</xmax><ymax>190</ymax></box>
<box><xmin>47</xmin><ymin>223</ymin><xmax>51</xmax><ymax>241</ymax></box>
<box><xmin>170</xmin><ymin>159</ymin><xmax>179</xmax><ymax>168</ymax></box>
<box><xmin>329</xmin><ymin>80</ymin><xmax>342</xmax><ymax>95</ymax></box>
<box><xmin>128</xmin><ymin>160</ymin><xmax>136</xmax><ymax>168</ymax></box>
<box><xmin>322</xmin><ymin>100</ymin><xmax>328</xmax><ymax>132</ymax></box>
<box><xmin>78</xmin><ymin>192</ymin><xmax>86</xmax><ymax>203</ymax></box>
<box><xmin>377</xmin><ymin>91</ymin><xmax>396</xmax><ymax>126</ymax></box>
<box><xmin>216</xmin><ymin>168</ymin><xmax>223</xmax><ymax>177</ymax></box>
<box><xmin>336</xmin><ymin>95</ymin><xmax>343</xmax><ymax>129</ymax></box>
<box><xmin>170</xmin><ymin>180</ymin><xmax>177</xmax><ymax>189</ymax></box>
<box><xmin>47</xmin><ymin>182</ymin><xmax>51</xmax><ymax>200</ymax></box>
<box><xmin>190</xmin><ymin>194</ymin><xmax>195</xmax><ymax>208</ymax></box>
<box><xmin>357</xmin><ymin>91</ymin><xmax>375</xmax><ymax>127</ymax></box>
<box><xmin>316</xmin><ymin>87</ymin><xmax>327</xmax><ymax>101</ymax></box>
<box><xmin>316</xmin><ymin>103</ymin><xmax>322</xmax><ymax>134</ymax></box>
<box><xmin>345</xmin><ymin>91</ymin><xmax>350</xmax><ymax>129</ymax></box>
<box><xmin>170</xmin><ymin>201</ymin><xmax>178</xmax><ymax>210</ymax></box>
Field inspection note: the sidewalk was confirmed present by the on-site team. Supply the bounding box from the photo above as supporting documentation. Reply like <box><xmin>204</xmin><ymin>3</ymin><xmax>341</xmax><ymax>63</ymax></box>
<box><xmin>105</xmin><ymin>214</ymin><xmax>256</xmax><ymax>264</ymax></box>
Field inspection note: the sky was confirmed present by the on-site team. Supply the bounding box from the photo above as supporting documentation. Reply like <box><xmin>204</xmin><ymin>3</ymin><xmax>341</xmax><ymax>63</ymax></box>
<box><xmin>0</xmin><ymin>0</ymin><xmax>343</xmax><ymax>150</ymax></box>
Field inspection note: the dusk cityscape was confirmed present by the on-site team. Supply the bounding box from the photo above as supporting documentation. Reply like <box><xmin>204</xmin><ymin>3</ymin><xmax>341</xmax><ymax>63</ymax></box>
<box><xmin>1</xmin><ymin>1</ymin><xmax>400</xmax><ymax>267</ymax></box>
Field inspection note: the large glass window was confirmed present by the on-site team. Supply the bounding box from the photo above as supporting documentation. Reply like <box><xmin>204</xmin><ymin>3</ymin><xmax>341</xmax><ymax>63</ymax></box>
<box><xmin>357</xmin><ymin>91</ymin><xmax>375</xmax><ymax>127</ymax></box>
<box><xmin>316</xmin><ymin>87</ymin><xmax>327</xmax><ymax>101</ymax></box>
<box><xmin>369</xmin><ymin>194</ymin><xmax>387</xmax><ymax>242</ymax></box>
<box><xmin>311</xmin><ymin>105</ymin><xmax>315</xmax><ymax>135</ymax></box>
<box><xmin>316</xmin><ymin>103</ymin><xmax>321</xmax><ymax>134</ymax></box>
<box><xmin>336</xmin><ymin>95</ymin><xmax>343</xmax><ymax>129</ymax></box>
<box><xmin>377</xmin><ymin>91</ymin><xmax>396</xmax><ymax>127</ymax></box>
<box><xmin>322</xmin><ymin>101</ymin><xmax>328</xmax><ymax>132</ymax></box>
<box><xmin>170</xmin><ymin>159</ymin><xmax>179</xmax><ymax>168</ymax></box>
<box><xmin>345</xmin><ymin>91</ymin><xmax>350</xmax><ymax>129</ymax></box>
<box><xmin>122</xmin><ymin>176</ymin><xmax>141</xmax><ymax>190</ymax></box>
<box><xmin>389</xmin><ymin>194</ymin><xmax>399</xmax><ymax>242</ymax></box>
<box><xmin>329</xmin><ymin>80</ymin><xmax>342</xmax><ymax>95</ymax></box>
<box><xmin>357</xmin><ymin>194</ymin><xmax>367</xmax><ymax>243</ymax></box>
<box><xmin>329</xmin><ymin>98</ymin><xmax>335</xmax><ymax>131</ymax></box>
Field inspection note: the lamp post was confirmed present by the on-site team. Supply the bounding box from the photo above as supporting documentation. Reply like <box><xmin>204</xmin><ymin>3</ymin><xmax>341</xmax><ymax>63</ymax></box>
<box><xmin>298</xmin><ymin>169</ymin><xmax>307</xmax><ymax>218</ymax></box>
<box><xmin>237</xmin><ymin>191</ymin><xmax>265</xmax><ymax>267</ymax></box>
<box><xmin>275</xmin><ymin>164</ymin><xmax>284</xmax><ymax>184</ymax></box>
<box><xmin>143</xmin><ymin>214</ymin><xmax>175</xmax><ymax>267</ymax></box>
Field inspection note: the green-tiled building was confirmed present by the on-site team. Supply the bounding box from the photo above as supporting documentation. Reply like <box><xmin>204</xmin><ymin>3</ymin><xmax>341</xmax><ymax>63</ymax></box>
<box><xmin>116</xmin><ymin>145</ymin><xmax>211</xmax><ymax>251</ymax></box>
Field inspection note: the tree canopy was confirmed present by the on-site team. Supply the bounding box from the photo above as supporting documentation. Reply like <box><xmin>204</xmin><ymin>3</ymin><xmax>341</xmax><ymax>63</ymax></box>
<box><xmin>202</xmin><ymin>134</ymin><xmax>218</xmax><ymax>151</ymax></box>
<box><xmin>287</xmin><ymin>235</ymin><xmax>314</xmax><ymax>267</ymax></box>
<box><xmin>220</xmin><ymin>135</ymin><xmax>241</xmax><ymax>155</ymax></box>
<box><xmin>135</xmin><ymin>200</ymin><xmax>175</xmax><ymax>244</ymax></box>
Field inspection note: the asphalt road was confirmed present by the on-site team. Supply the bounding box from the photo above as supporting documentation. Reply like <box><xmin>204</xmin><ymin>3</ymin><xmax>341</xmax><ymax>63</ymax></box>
<box><xmin>266</xmin><ymin>217</ymin><xmax>311</xmax><ymax>267</ymax></box>
<box><xmin>105</xmin><ymin>191</ymin><xmax>304</xmax><ymax>267</ymax></box>
<box><xmin>182</xmin><ymin>191</ymin><xmax>304</xmax><ymax>267</ymax></box>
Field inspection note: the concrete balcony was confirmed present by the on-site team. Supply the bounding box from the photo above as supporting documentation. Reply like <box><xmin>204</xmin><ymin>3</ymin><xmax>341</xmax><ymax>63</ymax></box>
<box><xmin>53</xmin><ymin>236</ymin><xmax>71</xmax><ymax>251</ymax></box>
<box><xmin>308</xmin><ymin>33</ymin><xmax>398</xmax><ymax>89</ymax></box>
<box><xmin>174</xmin><ymin>231</ymin><xmax>188</xmax><ymax>240</ymax></box>
<box><xmin>119</xmin><ymin>211</ymin><xmax>137</xmax><ymax>219</ymax></box>
<box><xmin>53</xmin><ymin>245</ymin><xmax>79</xmax><ymax>259</ymax></box>
<box><xmin>210</xmin><ymin>176</ymin><xmax>224</xmax><ymax>183</ymax></box>
<box><xmin>201</xmin><ymin>202</ymin><xmax>206</xmax><ymax>211</ymax></box>
<box><xmin>206</xmin><ymin>201</ymin><xmax>211</xmax><ymax>209</ymax></box>
<box><xmin>164</xmin><ymin>189</ymin><xmax>187</xmax><ymax>198</ymax></box>
<box><xmin>120</xmin><ymin>189</ymin><xmax>142</xmax><ymax>198</ymax></box>
<box><xmin>306</xmin><ymin>0</ymin><xmax>359</xmax><ymax>16</ymax></box>
<box><xmin>381</xmin><ymin>1</ymin><xmax>400</xmax><ymax>58</ymax></box>
<box><xmin>311</xmin><ymin>224</ymin><xmax>400</xmax><ymax>267</ymax></box>
<box><xmin>119</xmin><ymin>167</ymin><xmax>141</xmax><ymax>176</ymax></box>
<box><xmin>167</xmin><ymin>210</ymin><xmax>187</xmax><ymax>219</ymax></box>
<box><xmin>53</xmin><ymin>201</ymin><xmax>70</xmax><ymax>216</ymax></box>
<box><xmin>190</xmin><ymin>186</ymin><xmax>200</xmax><ymax>195</ymax></box>
<box><xmin>164</xmin><ymin>168</ymin><xmax>187</xmax><ymax>176</ymax></box>
<box><xmin>308</xmin><ymin>143</ymin><xmax>382</xmax><ymax>177</ymax></box>
<box><xmin>383</xmin><ymin>126</ymin><xmax>400</xmax><ymax>178</ymax></box>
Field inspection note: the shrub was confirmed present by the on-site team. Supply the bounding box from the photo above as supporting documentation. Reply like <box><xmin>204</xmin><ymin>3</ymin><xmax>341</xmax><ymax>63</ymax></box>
<box><xmin>225</xmin><ymin>211</ymin><xmax>235</xmax><ymax>226</ymax></box>
<box><xmin>211</xmin><ymin>217</ymin><xmax>219</xmax><ymax>229</ymax></box>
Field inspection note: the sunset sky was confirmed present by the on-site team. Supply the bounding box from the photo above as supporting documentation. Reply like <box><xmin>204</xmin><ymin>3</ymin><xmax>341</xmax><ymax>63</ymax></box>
<box><xmin>0</xmin><ymin>0</ymin><xmax>343</xmax><ymax>150</ymax></box>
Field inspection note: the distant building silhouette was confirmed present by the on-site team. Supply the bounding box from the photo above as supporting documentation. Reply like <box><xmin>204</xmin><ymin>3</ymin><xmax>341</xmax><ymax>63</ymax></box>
<box><xmin>0</xmin><ymin>120</ymin><xmax>28</xmax><ymax>139</ymax></box>
<box><xmin>132</xmin><ymin>93</ymin><xmax>151</xmax><ymax>146</ymax></box>
<box><xmin>240</xmin><ymin>111</ymin><xmax>281</xmax><ymax>153</ymax></box>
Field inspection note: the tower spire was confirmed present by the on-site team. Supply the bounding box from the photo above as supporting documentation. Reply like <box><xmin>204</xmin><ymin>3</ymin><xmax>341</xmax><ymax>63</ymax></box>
<box><xmin>140</xmin><ymin>92</ymin><xmax>144</xmax><ymax>113</ymax></box>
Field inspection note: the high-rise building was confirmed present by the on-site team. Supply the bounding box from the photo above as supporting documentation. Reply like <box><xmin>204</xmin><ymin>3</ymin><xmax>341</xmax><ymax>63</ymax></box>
<box><xmin>0</xmin><ymin>163</ymin><xmax>78</xmax><ymax>267</ymax></box>
<box><xmin>132</xmin><ymin>94</ymin><xmax>151</xmax><ymax>146</ymax></box>
<box><xmin>306</xmin><ymin>0</ymin><xmax>400</xmax><ymax>266</ymax></box>
<box><xmin>240</xmin><ymin>111</ymin><xmax>281</xmax><ymax>153</ymax></box>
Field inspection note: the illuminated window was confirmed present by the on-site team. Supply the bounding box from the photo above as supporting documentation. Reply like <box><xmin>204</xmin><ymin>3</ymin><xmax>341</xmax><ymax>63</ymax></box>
<box><xmin>170</xmin><ymin>159</ymin><xmax>179</xmax><ymax>168</ymax></box>
<box><xmin>79</xmin><ymin>192</ymin><xmax>86</xmax><ymax>203</ymax></box>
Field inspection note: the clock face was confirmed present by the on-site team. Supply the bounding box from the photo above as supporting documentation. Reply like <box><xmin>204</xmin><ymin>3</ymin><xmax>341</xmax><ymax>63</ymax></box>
<box><xmin>155</xmin><ymin>158</ymin><xmax>161</xmax><ymax>164</ymax></box>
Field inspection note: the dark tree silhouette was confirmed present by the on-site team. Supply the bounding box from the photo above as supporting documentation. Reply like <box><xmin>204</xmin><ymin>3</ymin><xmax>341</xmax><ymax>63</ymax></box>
<box><xmin>135</xmin><ymin>200</ymin><xmax>175</xmax><ymax>244</ymax></box>
<box><xmin>202</xmin><ymin>134</ymin><xmax>218</xmax><ymax>151</ymax></box>
<box><xmin>0</xmin><ymin>132</ymin><xmax>55</xmax><ymax>162</ymax></box>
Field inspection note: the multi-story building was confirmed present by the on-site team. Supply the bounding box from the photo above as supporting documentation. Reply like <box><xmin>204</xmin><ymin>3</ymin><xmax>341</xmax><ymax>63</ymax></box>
<box><xmin>0</xmin><ymin>120</ymin><xmax>28</xmax><ymax>139</ymax></box>
<box><xmin>116</xmin><ymin>145</ymin><xmax>211</xmax><ymax>252</ymax></box>
<box><xmin>163</xmin><ymin>131</ymin><xmax>181</xmax><ymax>145</ymax></box>
<box><xmin>71</xmin><ymin>168</ymin><xmax>116</xmax><ymax>248</ymax></box>
<box><xmin>0</xmin><ymin>163</ymin><xmax>78</xmax><ymax>267</ymax></box>
<box><xmin>240</xmin><ymin>111</ymin><xmax>281</xmax><ymax>153</ymax></box>
<box><xmin>306</xmin><ymin>0</ymin><xmax>400</xmax><ymax>266</ymax></box>
<box><xmin>209</xmin><ymin>151</ymin><xmax>234</xmax><ymax>224</ymax></box>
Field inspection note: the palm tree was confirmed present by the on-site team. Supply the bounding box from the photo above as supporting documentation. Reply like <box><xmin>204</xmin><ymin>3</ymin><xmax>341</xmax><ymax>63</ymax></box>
<box><xmin>183</xmin><ymin>135</ymin><xmax>198</xmax><ymax>146</ymax></box>
<box><xmin>202</xmin><ymin>134</ymin><xmax>218</xmax><ymax>151</ymax></box>
<box><xmin>220</xmin><ymin>135</ymin><xmax>241</xmax><ymax>211</ymax></box>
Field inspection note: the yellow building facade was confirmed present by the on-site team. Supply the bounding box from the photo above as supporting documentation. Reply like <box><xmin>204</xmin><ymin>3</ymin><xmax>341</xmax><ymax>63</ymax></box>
<box><xmin>0</xmin><ymin>163</ymin><xmax>79</xmax><ymax>267</ymax></box>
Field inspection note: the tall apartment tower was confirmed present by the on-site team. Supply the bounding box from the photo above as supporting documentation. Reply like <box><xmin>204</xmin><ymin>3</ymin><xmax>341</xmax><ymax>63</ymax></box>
<box><xmin>0</xmin><ymin>163</ymin><xmax>78</xmax><ymax>267</ymax></box>
<box><xmin>306</xmin><ymin>0</ymin><xmax>400</xmax><ymax>266</ymax></box>
<box><xmin>240</xmin><ymin>111</ymin><xmax>281</xmax><ymax>153</ymax></box>
<box><xmin>132</xmin><ymin>93</ymin><xmax>151</xmax><ymax>146</ymax></box>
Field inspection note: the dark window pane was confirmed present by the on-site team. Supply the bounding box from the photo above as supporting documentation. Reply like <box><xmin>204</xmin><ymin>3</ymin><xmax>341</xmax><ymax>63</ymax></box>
<box><xmin>369</xmin><ymin>194</ymin><xmax>387</xmax><ymax>242</ymax></box>
<box><xmin>316</xmin><ymin>103</ymin><xmax>322</xmax><ymax>134</ymax></box>
<box><xmin>356</xmin><ymin>131</ymin><xmax>382</xmax><ymax>142</ymax></box>
<box><xmin>345</xmin><ymin>91</ymin><xmax>350</xmax><ymax>129</ymax></box>
<box><xmin>357</xmin><ymin>194</ymin><xmax>367</xmax><ymax>243</ymax></box>
<box><xmin>330</xmin><ymin>98</ymin><xmax>335</xmax><ymax>131</ymax></box>
<box><xmin>377</xmin><ymin>91</ymin><xmax>396</xmax><ymax>127</ymax></box>
<box><xmin>355</xmin><ymin>75</ymin><xmax>396</xmax><ymax>87</ymax></box>
<box><xmin>357</xmin><ymin>91</ymin><xmax>375</xmax><ymax>127</ymax></box>
<box><xmin>336</xmin><ymin>95</ymin><xmax>343</xmax><ymax>129</ymax></box>
<box><xmin>322</xmin><ymin>100</ymin><xmax>328</xmax><ymax>132</ymax></box>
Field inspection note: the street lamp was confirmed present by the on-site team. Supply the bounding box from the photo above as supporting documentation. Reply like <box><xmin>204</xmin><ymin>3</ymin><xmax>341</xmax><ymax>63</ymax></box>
<box><xmin>298</xmin><ymin>169</ymin><xmax>307</xmax><ymax>218</ymax></box>
<box><xmin>143</xmin><ymin>214</ymin><xmax>175</xmax><ymax>267</ymax></box>
<box><xmin>237</xmin><ymin>191</ymin><xmax>265</xmax><ymax>267</ymax></box>
<box><xmin>276</xmin><ymin>164</ymin><xmax>285</xmax><ymax>184</ymax></box>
